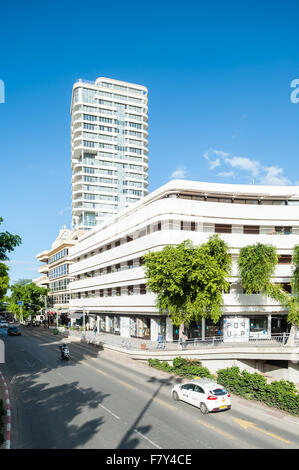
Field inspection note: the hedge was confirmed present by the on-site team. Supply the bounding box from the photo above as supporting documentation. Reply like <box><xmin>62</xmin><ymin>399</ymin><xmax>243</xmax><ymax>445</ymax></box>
<box><xmin>148</xmin><ymin>357</ymin><xmax>213</xmax><ymax>380</ymax></box>
<box><xmin>148</xmin><ymin>359</ymin><xmax>299</xmax><ymax>416</ymax></box>
<box><xmin>216</xmin><ymin>366</ymin><xmax>299</xmax><ymax>415</ymax></box>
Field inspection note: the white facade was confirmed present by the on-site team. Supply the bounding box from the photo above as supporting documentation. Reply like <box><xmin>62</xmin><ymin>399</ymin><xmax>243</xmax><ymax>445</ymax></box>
<box><xmin>71</xmin><ymin>77</ymin><xmax>149</xmax><ymax>230</ymax></box>
<box><xmin>36</xmin><ymin>227</ymin><xmax>84</xmax><ymax>316</ymax></box>
<box><xmin>68</xmin><ymin>179</ymin><xmax>299</xmax><ymax>341</ymax></box>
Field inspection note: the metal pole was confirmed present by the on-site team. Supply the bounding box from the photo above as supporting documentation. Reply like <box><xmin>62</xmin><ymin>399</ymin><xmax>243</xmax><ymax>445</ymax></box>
<box><xmin>83</xmin><ymin>306</ymin><xmax>85</xmax><ymax>332</ymax></box>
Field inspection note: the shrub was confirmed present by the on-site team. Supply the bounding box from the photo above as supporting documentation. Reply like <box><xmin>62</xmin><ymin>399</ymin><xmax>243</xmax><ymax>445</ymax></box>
<box><xmin>148</xmin><ymin>357</ymin><xmax>213</xmax><ymax>379</ymax></box>
<box><xmin>216</xmin><ymin>367</ymin><xmax>299</xmax><ymax>415</ymax></box>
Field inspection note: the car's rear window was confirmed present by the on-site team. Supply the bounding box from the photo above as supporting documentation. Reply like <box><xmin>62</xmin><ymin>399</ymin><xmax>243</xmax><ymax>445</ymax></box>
<box><xmin>210</xmin><ymin>388</ymin><xmax>227</xmax><ymax>396</ymax></box>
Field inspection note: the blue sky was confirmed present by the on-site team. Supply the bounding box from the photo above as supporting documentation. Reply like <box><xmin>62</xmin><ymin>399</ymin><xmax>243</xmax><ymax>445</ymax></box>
<box><xmin>0</xmin><ymin>0</ymin><xmax>299</xmax><ymax>283</ymax></box>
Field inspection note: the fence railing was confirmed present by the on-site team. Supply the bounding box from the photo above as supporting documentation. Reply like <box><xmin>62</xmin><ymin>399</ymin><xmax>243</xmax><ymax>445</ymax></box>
<box><xmin>66</xmin><ymin>330</ymin><xmax>298</xmax><ymax>352</ymax></box>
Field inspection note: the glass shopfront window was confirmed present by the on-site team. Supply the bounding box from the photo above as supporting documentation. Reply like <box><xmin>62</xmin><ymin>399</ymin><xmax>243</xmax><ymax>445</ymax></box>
<box><xmin>186</xmin><ymin>321</ymin><xmax>202</xmax><ymax>339</ymax></box>
<box><xmin>137</xmin><ymin>317</ymin><xmax>150</xmax><ymax>339</ymax></box>
<box><xmin>250</xmin><ymin>316</ymin><xmax>267</xmax><ymax>333</ymax></box>
<box><xmin>157</xmin><ymin>317</ymin><xmax>166</xmax><ymax>337</ymax></box>
<box><xmin>271</xmin><ymin>316</ymin><xmax>290</xmax><ymax>334</ymax></box>
<box><xmin>130</xmin><ymin>317</ymin><xmax>137</xmax><ymax>337</ymax></box>
<box><xmin>108</xmin><ymin>315</ymin><xmax>120</xmax><ymax>334</ymax></box>
<box><xmin>129</xmin><ymin>316</ymin><xmax>151</xmax><ymax>338</ymax></box>
<box><xmin>99</xmin><ymin>315</ymin><xmax>107</xmax><ymax>332</ymax></box>
<box><xmin>205</xmin><ymin>318</ymin><xmax>222</xmax><ymax>338</ymax></box>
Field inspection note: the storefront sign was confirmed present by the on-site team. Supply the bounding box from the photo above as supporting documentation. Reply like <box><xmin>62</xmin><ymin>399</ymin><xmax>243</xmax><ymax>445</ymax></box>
<box><xmin>223</xmin><ymin>317</ymin><xmax>249</xmax><ymax>343</ymax></box>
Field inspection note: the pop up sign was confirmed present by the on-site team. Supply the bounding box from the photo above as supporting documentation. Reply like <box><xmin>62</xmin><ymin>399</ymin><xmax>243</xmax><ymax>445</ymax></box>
<box><xmin>223</xmin><ymin>317</ymin><xmax>249</xmax><ymax>343</ymax></box>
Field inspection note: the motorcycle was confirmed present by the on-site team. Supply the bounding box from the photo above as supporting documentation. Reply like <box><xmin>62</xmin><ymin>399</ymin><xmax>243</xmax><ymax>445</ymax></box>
<box><xmin>59</xmin><ymin>344</ymin><xmax>70</xmax><ymax>361</ymax></box>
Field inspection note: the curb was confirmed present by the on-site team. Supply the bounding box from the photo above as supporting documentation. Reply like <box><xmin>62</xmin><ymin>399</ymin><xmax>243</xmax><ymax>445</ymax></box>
<box><xmin>0</xmin><ymin>371</ymin><xmax>11</xmax><ymax>449</ymax></box>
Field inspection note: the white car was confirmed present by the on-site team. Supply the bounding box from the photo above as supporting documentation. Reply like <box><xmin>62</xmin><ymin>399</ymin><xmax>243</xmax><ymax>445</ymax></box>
<box><xmin>171</xmin><ymin>378</ymin><xmax>231</xmax><ymax>414</ymax></box>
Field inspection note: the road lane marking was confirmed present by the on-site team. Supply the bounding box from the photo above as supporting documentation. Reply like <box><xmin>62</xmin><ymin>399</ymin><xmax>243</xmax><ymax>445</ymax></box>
<box><xmin>80</xmin><ymin>360</ymin><xmax>108</xmax><ymax>376</ymax></box>
<box><xmin>197</xmin><ymin>418</ymin><xmax>236</xmax><ymax>440</ymax></box>
<box><xmin>153</xmin><ymin>398</ymin><xmax>176</xmax><ymax>410</ymax></box>
<box><xmin>134</xmin><ymin>429</ymin><xmax>162</xmax><ymax>449</ymax></box>
<box><xmin>99</xmin><ymin>404</ymin><xmax>120</xmax><ymax>420</ymax></box>
<box><xmin>116</xmin><ymin>379</ymin><xmax>136</xmax><ymax>390</ymax></box>
<box><xmin>232</xmin><ymin>418</ymin><xmax>293</xmax><ymax>444</ymax></box>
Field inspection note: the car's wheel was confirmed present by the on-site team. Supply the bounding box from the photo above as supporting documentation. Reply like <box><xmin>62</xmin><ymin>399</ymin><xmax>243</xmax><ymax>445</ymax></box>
<box><xmin>172</xmin><ymin>391</ymin><xmax>180</xmax><ymax>401</ymax></box>
<box><xmin>199</xmin><ymin>402</ymin><xmax>209</xmax><ymax>414</ymax></box>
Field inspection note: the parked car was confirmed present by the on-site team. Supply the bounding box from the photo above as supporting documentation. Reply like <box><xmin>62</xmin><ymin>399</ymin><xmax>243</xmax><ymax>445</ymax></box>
<box><xmin>8</xmin><ymin>326</ymin><xmax>21</xmax><ymax>336</ymax></box>
<box><xmin>171</xmin><ymin>378</ymin><xmax>231</xmax><ymax>414</ymax></box>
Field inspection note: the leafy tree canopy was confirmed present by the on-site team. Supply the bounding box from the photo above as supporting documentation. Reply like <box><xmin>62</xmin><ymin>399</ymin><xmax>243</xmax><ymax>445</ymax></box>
<box><xmin>144</xmin><ymin>235</ymin><xmax>232</xmax><ymax>326</ymax></box>
<box><xmin>0</xmin><ymin>217</ymin><xmax>22</xmax><ymax>261</ymax></box>
<box><xmin>0</xmin><ymin>263</ymin><xmax>9</xmax><ymax>300</ymax></box>
<box><xmin>8</xmin><ymin>282</ymin><xmax>49</xmax><ymax>319</ymax></box>
<box><xmin>238</xmin><ymin>243</ymin><xmax>278</xmax><ymax>294</ymax></box>
<box><xmin>238</xmin><ymin>243</ymin><xmax>299</xmax><ymax>328</ymax></box>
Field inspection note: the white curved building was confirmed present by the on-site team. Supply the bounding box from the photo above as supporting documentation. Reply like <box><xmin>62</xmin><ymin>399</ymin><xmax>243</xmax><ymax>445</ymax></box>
<box><xmin>71</xmin><ymin>77</ymin><xmax>149</xmax><ymax>230</ymax></box>
<box><xmin>68</xmin><ymin>179</ymin><xmax>299</xmax><ymax>342</ymax></box>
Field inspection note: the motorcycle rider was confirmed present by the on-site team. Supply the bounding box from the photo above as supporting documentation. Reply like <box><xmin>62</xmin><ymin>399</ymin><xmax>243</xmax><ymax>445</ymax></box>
<box><xmin>60</xmin><ymin>343</ymin><xmax>70</xmax><ymax>360</ymax></box>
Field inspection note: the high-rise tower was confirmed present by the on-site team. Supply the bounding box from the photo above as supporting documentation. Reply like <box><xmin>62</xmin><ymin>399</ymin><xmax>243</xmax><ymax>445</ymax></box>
<box><xmin>71</xmin><ymin>77</ymin><xmax>149</xmax><ymax>229</ymax></box>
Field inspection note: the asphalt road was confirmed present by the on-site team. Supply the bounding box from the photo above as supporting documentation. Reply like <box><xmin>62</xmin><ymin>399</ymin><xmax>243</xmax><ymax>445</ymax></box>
<box><xmin>1</xmin><ymin>326</ymin><xmax>299</xmax><ymax>449</ymax></box>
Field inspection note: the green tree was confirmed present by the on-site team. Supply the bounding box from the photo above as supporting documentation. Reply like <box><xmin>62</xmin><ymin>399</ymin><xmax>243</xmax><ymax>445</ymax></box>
<box><xmin>144</xmin><ymin>235</ymin><xmax>232</xmax><ymax>326</ymax></box>
<box><xmin>8</xmin><ymin>282</ymin><xmax>49</xmax><ymax>320</ymax></box>
<box><xmin>0</xmin><ymin>263</ymin><xmax>9</xmax><ymax>300</ymax></box>
<box><xmin>0</xmin><ymin>217</ymin><xmax>22</xmax><ymax>261</ymax></box>
<box><xmin>238</xmin><ymin>243</ymin><xmax>299</xmax><ymax>345</ymax></box>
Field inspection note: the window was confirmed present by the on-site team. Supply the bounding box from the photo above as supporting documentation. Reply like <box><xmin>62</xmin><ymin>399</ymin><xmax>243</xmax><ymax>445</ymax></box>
<box><xmin>275</xmin><ymin>226</ymin><xmax>292</xmax><ymax>234</ymax></box>
<box><xmin>181</xmin><ymin>221</ymin><xmax>196</xmax><ymax>231</ymax></box>
<box><xmin>140</xmin><ymin>284</ymin><xmax>146</xmax><ymax>295</ymax></box>
<box><xmin>153</xmin><ymin>222</ymin><xmax>161</xmax><ymax>232</ymax></box>
<box><xmin>215</xmin><ymin>224</ymin><xmax>232</xmax><ymax>233</ymax></box>
<box><xmin>275</xmin><ymin>283</ymin><xmax>292</xmax><ymax>293</ymax></box>
<box><xmin>182</xmin><ymin>384</ymin><xmax>195</xmax><ymax>391</ymax></box>
<box><xmin>210</xmin><ymin>388</ymin><xmax>227</xmax><ymax>396</ymax></box>
<box><xmin>127</xmin><ymin>260</ymin><xmax>133</xmax><ymax>269</ymax></box>
<box><xmin>278</xmin><ymin>255</ymin><xmax>292</xmax><ymax>264</ymax></box>
<box><xmin>194</xmin><ymin>386</ymin><xmax>204</xmax><ymax>393</ymax></box>
<box><xmin>243</xmin><ymin>225</ymin><xmax>260</xmax><ymax>234</ymax></box>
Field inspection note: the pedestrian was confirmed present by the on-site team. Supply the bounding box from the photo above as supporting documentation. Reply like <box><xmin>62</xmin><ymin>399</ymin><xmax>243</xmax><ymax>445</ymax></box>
<box><xmin>94</xmin><ymin>325</ymin><xmax>97</xmax><ymax>336</ymax></box>
<box><xmin>157</xmin><ymin>332</ymin><xmax>165</xmax><ymax>349</ymax></box>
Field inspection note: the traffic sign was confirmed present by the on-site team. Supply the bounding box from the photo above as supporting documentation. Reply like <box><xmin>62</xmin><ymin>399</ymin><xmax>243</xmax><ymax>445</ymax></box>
<box><xmin>17</xmin><ymin>301</ymin><xmax>23</xmax><ymax>306</ymax></box>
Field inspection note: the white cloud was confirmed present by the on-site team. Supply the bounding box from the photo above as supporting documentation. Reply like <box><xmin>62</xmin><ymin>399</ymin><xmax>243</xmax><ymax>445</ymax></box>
<box><xmin>204</xmin><ymin>148</ymin><xmax>291</xmax><ymax>186</ymax></box>
<box><xmin>170</xmin><ymin>167</ymin><xmax>186</xmax><ymax>179</ymax></box>
<box><xmin>203</xmin><ymin>150</ymin><xmax>221</xmax><ymax>170</ymax></box>
<box><xmin>259</xmin><ymin>166</ymin><xmax>290</xmax><ymax>186</ymax></box>
<box><xmin>224</xmin><ymin>156</ymin><xmax>260</xmax><ymax>177</ymax></box>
